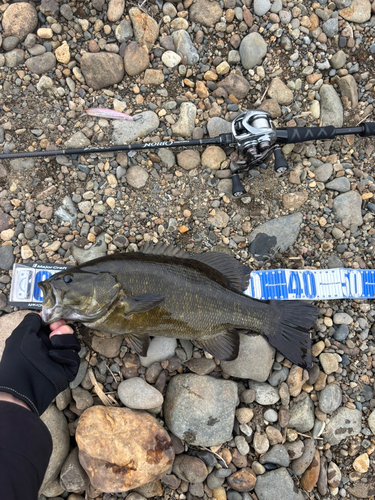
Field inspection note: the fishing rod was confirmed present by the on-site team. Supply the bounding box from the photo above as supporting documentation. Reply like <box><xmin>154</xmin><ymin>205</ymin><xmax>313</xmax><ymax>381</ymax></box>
<box><xmin>1</xmin><ymin>110</ymin><xmax>374</xmax><ymax>197</ymax></box>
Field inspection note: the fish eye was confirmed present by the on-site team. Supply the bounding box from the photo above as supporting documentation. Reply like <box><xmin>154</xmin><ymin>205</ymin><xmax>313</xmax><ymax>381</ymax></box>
<box><xmin>63</xmin><ymin>275</ymin><xmax>73</xmax><ymax>284</ymax></box>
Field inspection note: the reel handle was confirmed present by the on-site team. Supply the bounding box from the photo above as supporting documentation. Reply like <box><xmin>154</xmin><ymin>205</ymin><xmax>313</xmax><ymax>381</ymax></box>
<box><xmin>274</xmin><ymin>146</ymin><xmax>288</xmax><ymax>173</ymax></box>
<box><xmin>232</xmin><ymin>173</ymin><xmax>246</xmax><ymax>197</ymax></box>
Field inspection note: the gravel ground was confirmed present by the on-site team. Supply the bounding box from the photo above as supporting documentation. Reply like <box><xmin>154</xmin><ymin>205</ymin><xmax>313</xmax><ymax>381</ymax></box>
<box><xmin>1</xmin><ymin>0</ymin><xmax>375</xmax><ymax>499</ymax></box>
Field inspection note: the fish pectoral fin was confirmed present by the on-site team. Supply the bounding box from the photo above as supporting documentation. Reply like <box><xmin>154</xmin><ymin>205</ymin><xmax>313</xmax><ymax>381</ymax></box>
<box><xmin>195</xmin><ymin>330</ymin><xmax>239</xmax><ymax>361</ymax></box>
<box><xmin>124</xmin><ymin>293</ymin><xmax>165</xmax><ymax>314</ymax></box>
<box><xmin>124</xmin><ymin>333</ymin><xmax>150</xmax><ymax>357</ymax></box>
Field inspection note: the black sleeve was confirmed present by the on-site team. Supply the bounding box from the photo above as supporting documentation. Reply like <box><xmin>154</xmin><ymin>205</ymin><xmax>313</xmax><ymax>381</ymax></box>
<box><xmin>0</xmin><ymin>401</ymin><xmax>52</xmax><ymax>500</ymax></box>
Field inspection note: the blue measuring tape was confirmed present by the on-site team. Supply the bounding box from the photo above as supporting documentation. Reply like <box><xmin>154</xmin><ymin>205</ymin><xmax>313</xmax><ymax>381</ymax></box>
<box><xmin>245</xmin><ymin>268</ymin><xmax>375</xmax><ymax>301</ymax></box>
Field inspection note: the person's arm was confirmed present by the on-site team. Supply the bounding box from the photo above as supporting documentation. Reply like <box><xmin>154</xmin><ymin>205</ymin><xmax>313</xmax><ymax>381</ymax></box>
<box><xmin>0</xmin><ymin>314</ymin><xmax>80</xmax><ymax>499</ymax></box>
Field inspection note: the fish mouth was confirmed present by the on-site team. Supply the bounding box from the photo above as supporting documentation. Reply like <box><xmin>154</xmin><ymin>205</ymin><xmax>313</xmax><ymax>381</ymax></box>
<box><xmin>38</xmin><ymin>281</ymin><xmax>64</xmax><ymax>324</ymax></box>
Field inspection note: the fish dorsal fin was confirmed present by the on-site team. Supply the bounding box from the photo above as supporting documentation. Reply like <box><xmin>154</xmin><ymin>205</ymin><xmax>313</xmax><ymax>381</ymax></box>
<box><xmin>191</xmin><ymin>252</ymin><xmax>250</xmax><ymax>292</ymax></box>
<box><xmin>141</xmin><ymin>241</ymin><xmax>188</xmax><ymax>258</ymax></box>
<box><xmin>195</xmin><ymin>330</ymin><xmax>240</xmax><ymax>361</ymax></box>
<box><xmin>124</xmin><ymin>333</ymin><xmax>150</xmax><ymax>357</ymax></box>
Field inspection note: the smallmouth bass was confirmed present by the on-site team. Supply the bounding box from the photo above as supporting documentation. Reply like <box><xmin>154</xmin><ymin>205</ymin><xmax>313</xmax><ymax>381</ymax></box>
<box><xmin>38</xmin><ymin>243</ymin><xmax>317</xmax><ymax>368</ymax></box>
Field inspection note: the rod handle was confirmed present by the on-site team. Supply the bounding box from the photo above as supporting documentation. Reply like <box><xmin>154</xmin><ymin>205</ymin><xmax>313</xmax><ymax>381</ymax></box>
<box><xmin>232</xmin><ymin>173</ymin><xmax>246</xmax><ymax>197</ymax></box>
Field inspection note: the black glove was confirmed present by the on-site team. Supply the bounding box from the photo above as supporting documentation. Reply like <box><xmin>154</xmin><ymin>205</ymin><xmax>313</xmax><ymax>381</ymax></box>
<box><xmin>0</xmin><ymin>313</ymin><xmax>81</xmax><ymax>415</ymax></box>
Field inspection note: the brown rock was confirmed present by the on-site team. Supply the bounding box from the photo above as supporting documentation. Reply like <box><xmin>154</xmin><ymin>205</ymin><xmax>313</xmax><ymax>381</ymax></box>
<box><xmin>306</xmin><ymin>73</ymin><xmax>322</xmax><ymax>85</ymax></box>
<box><xmin>120</xmin><ymin>353</ymin><xmax>141</xmax><ymax>379</ymax></box>
<box><xmin>243</xmin><ymin>8</ymin><xmax>253</xmax><ymax>27</ymax></box>
<box><xmin>309</xmin><ymin>13</ymin><xmax>320</xmax><ymax>30</ymax></box>
<box><xmin>257</xmin><ymin>99</ymin><xmax>281</xmax><ymax>118</ymax></box>
<box><xmin>201</xmin><ymin>146</ymin><xmax>226</xmax><ymax>170</ymax></box>
<box><xmin>0</xmin><ymin>213</ymin><xmax>13</xmax><ymax>232</ymax></box>
<box><xmin>286</xmin><ymin>365</ymin><xmax>309</xmax><ymax>396</ymax></box>
<box><xmin>189</xmin><ymin>0</ymin><xmax>223</xmax><ymax>26</ymax></box>
<box><xmin>300</xmin><ymin>450</ymin><xmax>320</xmax><ymax>492</ymax></box>
<box><xmin>144</xmin><ymin>69</ymin><xmax>164</xmax><ymax>85</ymax></box>
<box><xmin>314</xmin><ymin>370</ymin><xmax>327</xmax><ymax>391</ymax></box>
<box><xmin>90</xmin><ymin>334</ymin><xmax>123</xmax><ymax>358</ymax></box>
<box><xmin>172</xmin><ymin>454</ymin><xmax>208</xmax><ymax>483</ymax></box>
<box><xmin>278</xmin><ymin>409</ymin><xmax>290</xmax><ymax>429</ymax></box>
<box><xmin>177</xmin><ymin>150</ymin><xmax>200</xmax><ymax>170</ymax></box>
<box><xmin>134</xmin><ymin>480</ymin><xmax>164</xmax><ymax>497</ymax></box>
<box><xmin>76</xmin><ymin>406</ymin><xmax>174</xmax><ymax>493</ymax></box>
<box><xmin>218</xmin><ymin>73</ymin><xmax>250</xmax><ymax>99</ymax></box>
<box><xmin>196</xmin><ymin>80</ymin><xmax>209</xmax><ymax>98</ymax></box>
<box><xmin>129</xmin><ymin>7</ymin><xmax>159</xmax><ymax>50</ymax></box>
<box><xmin>266</xmin><ymin>425</ymin><xmax>283</xmax><ymax>444</ymax></box>
<box><xmin>227</xmin><ymin>468</ymin><xmax>257</xmax><ymax>492</ymax></box>
<box><xmin>231</xmin><ymin>448</ymin><xmax>248</xmax><ymax>468</ymax></box>
<box><xmin>88</xmin><ymin>40</ymin><xmax>100</xmax><ymax>53</ymax></box>
<box><xmin>80</xmin><ymin>52</ymin><xmax>124</xmax><ymax>90</ymax></box>
<box><xmin>2</xmin><ymin>3</ymin><xmax>38</xmax><ymax>40</ymax></box>
<box><xmin>107</xmin><ymin>0</ymin><xmax>125</xmax><ymax>22</ymax></box>
<box><xmin>0</xmin><ymin>310</ymin><xmax>30</xmax><ymax>361</ymax></box>
<box><xmin>353</xmin><ymin>453</ymin><xmax>369</xmax><ymax>473</ymax></box>
<box><xmin>124</xmin><ymin>42</ymin><xmax>149</xmax><ymax>76</ymax></box>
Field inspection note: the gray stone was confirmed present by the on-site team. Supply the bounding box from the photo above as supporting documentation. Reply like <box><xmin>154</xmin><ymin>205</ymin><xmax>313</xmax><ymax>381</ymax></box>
<box><xmin>69</xmin><ymin>359</ymin><xmax>88</xmax><ymax>389</ymax></box>
<box><xmin>40</xmin><ymin>405</ymin><xmax>70</xmax><ymax>492</ymax></box>
<box><xmin>222</xmin><ymin>334</ymin><xmax>275</xmax><ymax>382</ymax></box>
<box><xmin>115</xmin><ymin>19</ymin><xmax>133</xmax><ymax>43</ymax></box>
<box><xmin>72</xmin><ymin>387</ymin><xmax>94</xmax><ymax>411</ymax></box>
<box><xmin>322</xmin><ymin>18</ymin><xmax>338</xmax><ymax>37</ymax></box>
<box><xmin>0</xmin><ymin>245</ymin><xmax>14</xmax><ymax>270</ymax></box>
<box><xmin>291</xmin><ymin>439</ymin><xmax>316</xmax><ymax>475</ymax></box>
<box><xmin>323</xmin><ymin>407</ymin><xmax>362</xmax><ymax>445</ymax></box>
<box><xmin>126</xmin><ymin>165</ymin><xmax>149</xmax><ymax>189</ymax></box>
<box><xmin>207</xmin><ymin>117</ymin><xmax>232</xmax><ymax>137</ymax></box>
<box><xmin>189</xmin><ymin>0</ymin><xmax>223</xmax><ymax>26</ymax></box>
<box><xmin>113</xmin><ymin>111</ymin><xmax>159</xmax><ymax>144</ymax></box>
<box><xmin>72</xmin><ymin>232</ymin><xmax>107</xmax><ymax>265</ymax></box>
<box><xmin>248</xmin><ymin>212</ymin><xmax>303</xmax><ymax>260</ymax></box>
<box><xmin>239</xmin><ymin>33</ymin><xmax>268</xmax><ymax>69</ymax></box>
<box><xmin>260</xmin><ymin>444</ymin><xmax>290</xmax><ymax>467</ymax></box>
<box><xmin>320</xmin><ymin>85</ymin><xmax>343</xmax><ymax>127</ymax></box>
<box><xmin>368</xmin><ymin>409</ymin><xmax>375</xmax><ymax>434</ymax></box>
<box><xmin>207</xmin><ymin>471</ymin><xmax>225</xmax><ymax>490</ymax></box>
<box><xmin>268</xmin><ymin>366</ymin><xmax>289</xmax><ymax>386</ymax></box>
<box><xmin>2</xmin><ymin>36</ymin><xmax>20</xmax><ymax>51</ymax></box>
<box><xmin>90</xmin><ymin>335</ymin><xmax>123</xmax><ymax>358</ymax></box>
<box><xmin>55</xmin><ymin>387</ymin><xmax>71</xmax><ymax>411</ymax></box>
<box><xmin>255</xmin><ymin>467</ymin><xmax>304</xmax><ymax>500</ymax></box>
<box><xmin>65</xmin><ymin>132</ymin><xmax>90</xmax><ymax>149</ymax></box>
<box><xmin>319</xmin><ymin>384</ymin><xmax>342</xmax><ymax>414</ymax></box>
<box><xmin>172</xmin><ymin>102</ymin><xmax>197</xmax><ymax>137</ymax></box>
<box><xmin>140</xmin><ymin>337</ymin><xmax>177</xmax><ymax>367</ymax></box>
<box><xmin>60</xmin><ymin>447</ymin><xmax>89</xmax><ymax>493</ymax></box>
<box><xmin>264</xmin><ymin>409</ymin><xmax>278</xmax><ymax>422</ymax></box>
<box><xmin>333</xmin><ymin>191</ymin><xmax>363</xmax><ymax>226</ymax></box>
<box><xmin>333</xmin><ymin>312</ymin><xmax>353</xmax><ymax>324</ymax></box>
<box><xmin>248</xmin><ymin>381</ymin><xmax>280</xmax><ymax>405</ymax></box>
<box><xmin>333</xmin><ymin>324</ymin><xmax>349</xmax><ymax>342</ymax></box>
<box><xmin>2</xmin><ymin>3</ymin><xmax>38</xmax><ymax>40</ymax></box>
<box><xmin>331</xmin><ymin>50</ymin><xmax>347</xmax><ymax>69</ymax></box>
<box><xmin>118</xmin><ymin>378</ymin><xmax>164</xmax><ymax>409</ymax></box>
<box><xmin>157</xmin><ymin>148</ymin><xmax>175</xmax><ymax>168</ymax></box>
<box><xmin>284</xmin><ymin>440</ymin><xmax>304</xmax><ymax>461</ymax></box>
<box><xmin>325</xmin><ymin>177</ymin><xmax>350</xmax><ymax>192</ymax></box>
<box><xmin>288</xmin><ymin>393</ymin><xmax>315</xmax><ymax>432</ymax></box>
<box><xmin>172</xmin><ymin>30</ymin><xmax>199</xmax><ymax>65</ymax></box>
<box><xmin>338</xmin><ymin>75</ymin><xmax>359</xmax><ymax>108</ymax></box>
<box><xmin>164</xmin><ymin>374</ymin><xmax>239</xmax><ymax>446</ymax></box>
<box><xmin>26</xmin><ymin>52</ymin><xmax>56</xmax><ymax>74</ymax></box>
<box><xmin>314</xmin><ymin>163</ymin><xmax>333</xmax><ymax>183</ymax></box>
<box><xmin>254</xmin><ymin>0</ymin><xmax>271</xmax><ymax>15</ymax></box>
<box><xmin>267</xmin><ymin>77</ymin><xmax>294</xmax><ymax>105</ymax></box>
<box><xmin>4</xmin><ymin>49</ymin><xmax>25</xmax><ymax>68</ymax></box>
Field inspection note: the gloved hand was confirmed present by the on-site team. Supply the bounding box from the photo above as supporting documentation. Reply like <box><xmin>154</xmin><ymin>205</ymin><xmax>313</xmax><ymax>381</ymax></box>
<box><xmin>0</xmin><ymin>313</ymin><xmax>81</xmax><ymax>415</ymax></box>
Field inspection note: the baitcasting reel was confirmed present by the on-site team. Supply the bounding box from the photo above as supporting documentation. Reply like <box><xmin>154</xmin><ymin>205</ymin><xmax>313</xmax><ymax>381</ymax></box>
<box><xmin>229</xmin><ymin>110</ymin><xmax>289</xmax><ymax>197</ymax></box>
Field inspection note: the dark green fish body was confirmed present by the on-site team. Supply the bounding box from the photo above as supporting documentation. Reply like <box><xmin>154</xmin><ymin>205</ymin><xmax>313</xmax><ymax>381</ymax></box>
<box><xmin>39</xmin><ymin>244</ymin><xmax>317</xmax><ymax>368</ymax></box>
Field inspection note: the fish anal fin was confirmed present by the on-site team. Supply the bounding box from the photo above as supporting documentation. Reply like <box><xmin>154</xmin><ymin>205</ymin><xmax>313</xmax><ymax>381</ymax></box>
<box><xmin>191</xmin><ymin>252</ymin><xmax>250</xmax><ymax>293</ymax></box>
<box><xmin>124</xmin><ymin>333</ymin><xmax>150</xmax><ymax>356</ymax></box>
<box><xmin>195</xmin><ymin>330</ymin><xmax>239</xmax><ymax>361</ymax></box>
<box><xmin>125</xmin><ymin>293</ymin><xmax>165</xmax><ymax>314</ymax></box>
<box><xmin>141</xmin><ymin>241</ymin><xmax>188</xmax><ymax>258</ymax></box>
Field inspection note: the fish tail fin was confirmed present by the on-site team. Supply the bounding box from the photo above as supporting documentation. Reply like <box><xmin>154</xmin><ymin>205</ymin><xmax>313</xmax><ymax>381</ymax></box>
<box><xmin>264</xmin><ymin>301</ymin><xmax>317</xmax><ymax>369</ymax></box>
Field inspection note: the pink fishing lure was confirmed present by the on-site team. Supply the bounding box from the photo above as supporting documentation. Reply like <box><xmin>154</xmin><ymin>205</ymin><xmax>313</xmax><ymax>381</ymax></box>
<box><xmin>83</xmin><ymin>108</ymin><xmax>136</xmax><ymax>121</ymax></box>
